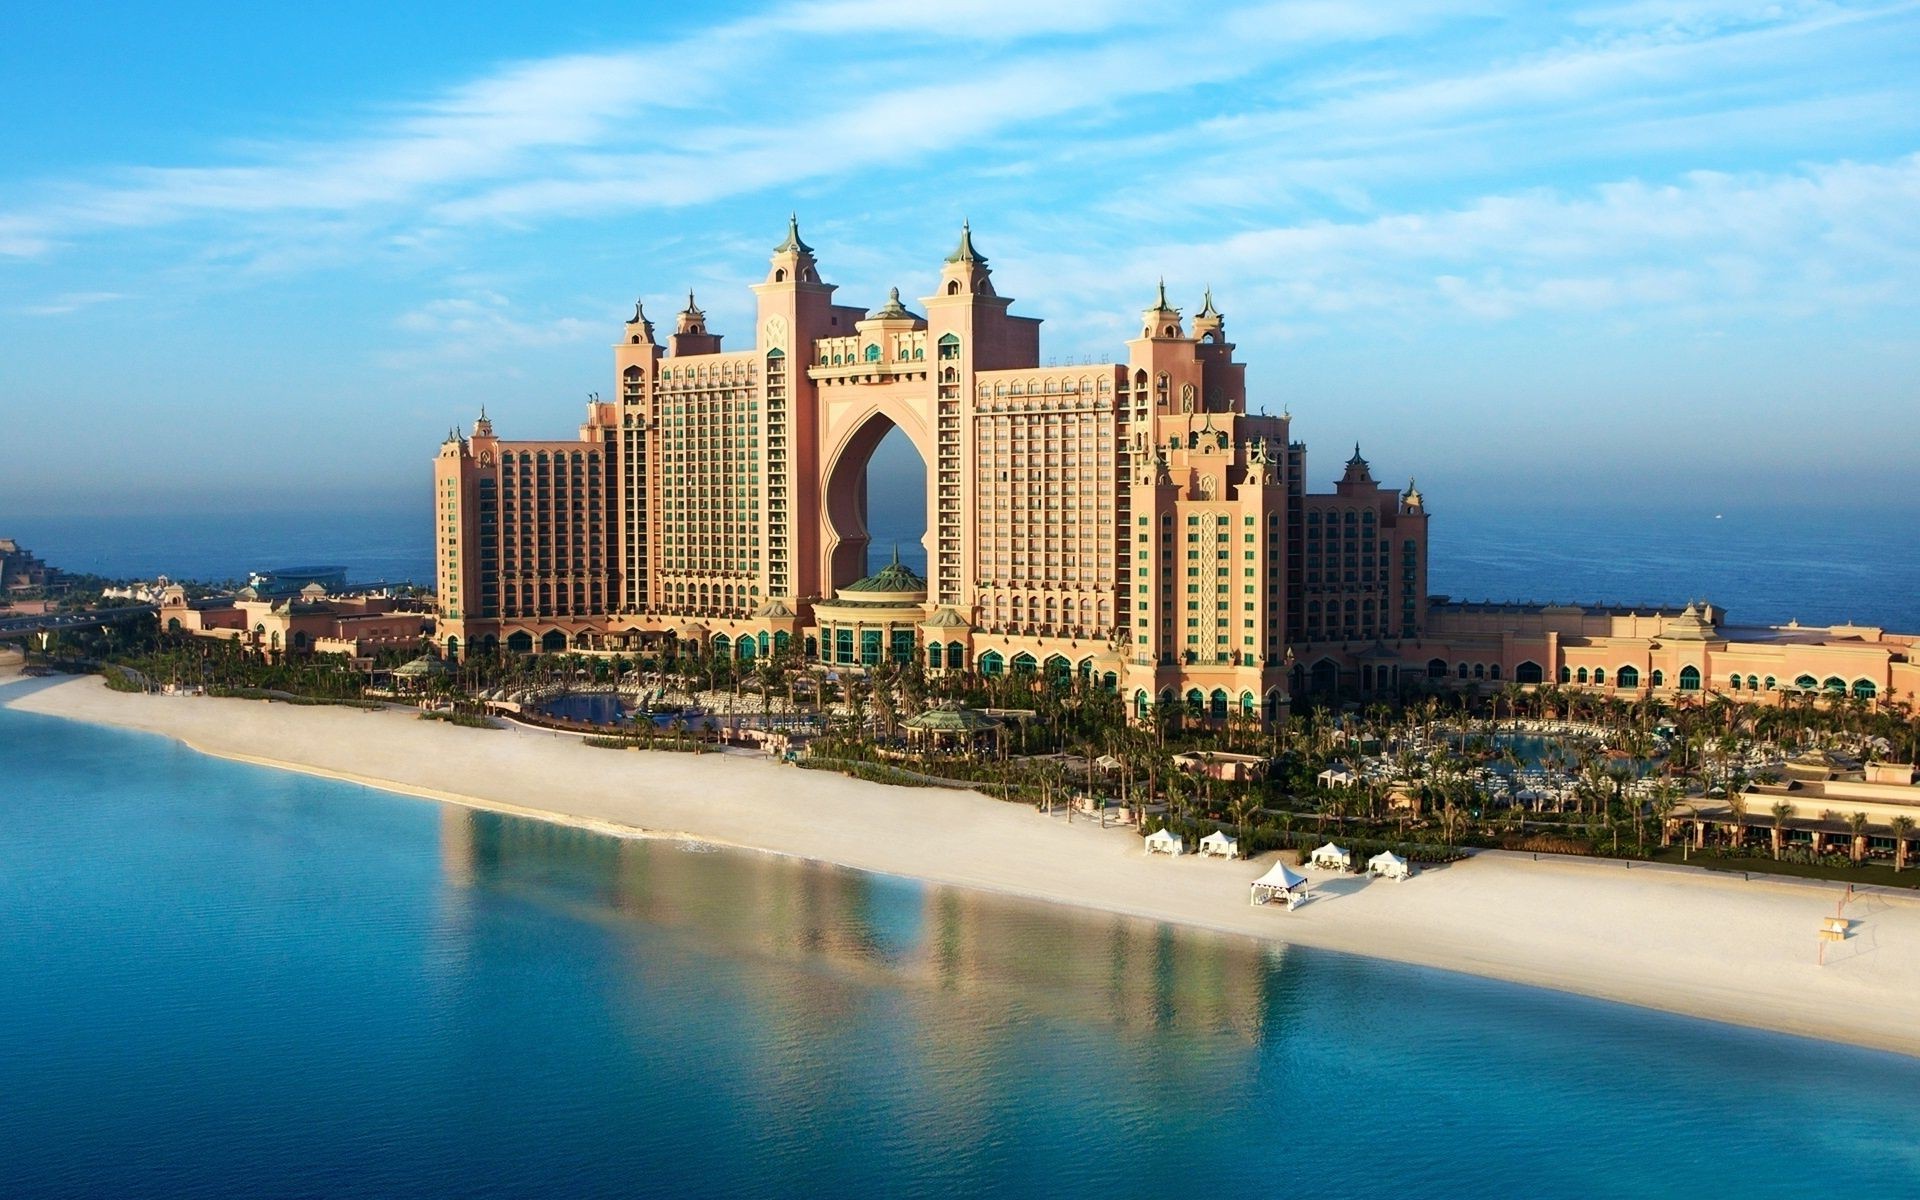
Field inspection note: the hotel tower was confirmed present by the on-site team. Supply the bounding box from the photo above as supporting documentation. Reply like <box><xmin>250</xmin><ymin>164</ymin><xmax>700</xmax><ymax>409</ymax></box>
<box><xmin>435</xmin><ymin>219</ymin><xmax>1429</xmax><ymax>723</ymax></box>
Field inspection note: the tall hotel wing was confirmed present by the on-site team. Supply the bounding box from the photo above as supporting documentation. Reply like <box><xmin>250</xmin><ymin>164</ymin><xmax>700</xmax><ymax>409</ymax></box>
<box><xmin>434</xmin><ymin>219</ymin><xmax>1430</xmax><ymax>724</ymax></box>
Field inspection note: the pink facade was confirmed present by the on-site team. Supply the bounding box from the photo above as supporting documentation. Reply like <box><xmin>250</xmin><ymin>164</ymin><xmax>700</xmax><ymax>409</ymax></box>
<box><xmin>432</xmin><ymin>220</ymin><xmax>1438</xmax><ymax>722</ymax></box>
<box><xmin>159</xmin><ymin>584</ymin><xmax>429</xmax><ymax>661</ymax></box>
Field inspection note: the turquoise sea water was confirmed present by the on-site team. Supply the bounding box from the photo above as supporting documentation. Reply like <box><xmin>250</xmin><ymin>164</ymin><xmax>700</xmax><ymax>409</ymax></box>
<box><xmin>3</xmin><ymin>701</ymin><xmax>1919</xmax><ymax>1198</ymax></box>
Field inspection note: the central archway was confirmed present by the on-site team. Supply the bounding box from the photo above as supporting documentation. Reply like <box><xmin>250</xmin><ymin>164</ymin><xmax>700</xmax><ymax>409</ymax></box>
<box><xmin>820</xmin><ymin>408</ymin><xmax>930</xmax><ymax>592</ymax></box>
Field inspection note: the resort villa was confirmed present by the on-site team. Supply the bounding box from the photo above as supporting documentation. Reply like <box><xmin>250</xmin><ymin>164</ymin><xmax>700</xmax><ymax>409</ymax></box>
<box><xmin>157</xmin><ymin>583</ymin><xmax>431</xmax><ymax>663</ymax></box>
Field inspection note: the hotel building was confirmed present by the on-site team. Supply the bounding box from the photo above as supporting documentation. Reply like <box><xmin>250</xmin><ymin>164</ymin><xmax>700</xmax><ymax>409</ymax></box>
<box><xmin>433</xmin><ymin>219</ymin><xmax>1916</xmax><ymax>713</ymax></box>
<box><xmin>434</xmin><ymin>219</ymin><xmax>1427</xmax><ymax>723</ymax></box>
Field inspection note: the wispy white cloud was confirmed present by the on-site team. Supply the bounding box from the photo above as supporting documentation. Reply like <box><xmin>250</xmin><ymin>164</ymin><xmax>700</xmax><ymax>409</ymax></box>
<box><xmin>0</xmin><ymin>0</ymin><xmax>1442</xmax><ymax>263</ymax></box>
<box><xmin>1002</xmin><ymin>153</ymin><xmax>1920</xmax><ymax>349</ymax></box>
<box><xmin>14</xmin><ymin>290</ymin><xmax>125</xmax><ymax>316</ymax></box>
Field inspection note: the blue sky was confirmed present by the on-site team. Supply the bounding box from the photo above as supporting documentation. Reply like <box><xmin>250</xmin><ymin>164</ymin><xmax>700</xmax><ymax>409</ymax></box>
<box><xmin>2</xmin><ymin>0</ymin><xmax>1916</xmax><ymax>520</ymax></box>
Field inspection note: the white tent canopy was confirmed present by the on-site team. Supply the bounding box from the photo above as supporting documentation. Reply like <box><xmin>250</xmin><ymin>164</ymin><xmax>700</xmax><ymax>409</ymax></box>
<box><xmin>1144</xmin><ymin>828</ymin><xmax>1184</xmax><ymax>856</ymax></box>
<box><xmin>1199</xmin><ymin>830</ymin><xmax>1239</xmax><ymax>859</ymax></box>
<box><xmin>1309</xmin><ymin>842</ymin><xmax>1351</xmax><ymax>870</ymax></box>
<box><xmin>1251</xmin><ymin>861</ymin><xmax>1311</xmax><ymax>907</ymax></box>
<box><xmin>1368</xmin><ymin>851</ymin><xmax>1412</xmax><ymax>880</ymax></box>
<box><xmin>1317</xmin><ymin>764</ymin><xmax>1360</xmax><ymax>788</ymax></box>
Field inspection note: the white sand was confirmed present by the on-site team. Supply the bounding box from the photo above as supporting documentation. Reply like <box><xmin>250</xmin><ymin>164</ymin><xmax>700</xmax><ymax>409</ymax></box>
<box><xmin>8</xmin><ymin>674</ymin><xmax>1918</xmax><ymax>1056</ymax></box>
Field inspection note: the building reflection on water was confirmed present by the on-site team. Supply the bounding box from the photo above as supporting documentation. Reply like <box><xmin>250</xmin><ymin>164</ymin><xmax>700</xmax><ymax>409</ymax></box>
<box><xmin>437</xmin><ymin>806</ymin><xmax>1288</xmax><ymax>1045</ymax></box>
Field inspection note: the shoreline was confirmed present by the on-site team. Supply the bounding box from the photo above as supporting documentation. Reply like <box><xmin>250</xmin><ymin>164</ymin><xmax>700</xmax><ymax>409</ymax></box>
<box><xmin>5</xmin><ymin>672</ymin><xmax>1918</xmax><ymax>1059</ymax></box>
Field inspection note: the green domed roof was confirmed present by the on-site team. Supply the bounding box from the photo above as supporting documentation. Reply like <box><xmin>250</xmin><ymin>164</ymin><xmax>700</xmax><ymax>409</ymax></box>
<box><xmin>842</xmin><ymin>549</ymin><xmax>926</xmax><ymax>594</ymax></box>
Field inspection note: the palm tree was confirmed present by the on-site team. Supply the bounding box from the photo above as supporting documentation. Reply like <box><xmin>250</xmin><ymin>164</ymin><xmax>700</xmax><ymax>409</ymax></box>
<box><xmin>1769</xmin><ymin>801</ymin><xmax>1795</xmax><ymax>860</ymax></box>
<box><xmin>1651</xmin><ymin>788</ymin><xmax>1677</xmax><ymax>848</ymax></box>
<box><xmin>1892</xmin><ymin>816</ymin><xmax>1915</xmax><ymax>873</ymax></box>
<box><xmin>1723</xmin><ymin>791</ymin><xmax>1748</xmax><ymax>851</ymax></box>
<box><xmin>1846</xmin><ymin>811</ymin><xmax>1870</xmax><ymax>865</ymax></box>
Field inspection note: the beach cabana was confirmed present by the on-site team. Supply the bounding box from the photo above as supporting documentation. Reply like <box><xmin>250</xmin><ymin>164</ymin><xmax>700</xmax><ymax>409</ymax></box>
<box><xmin>1317</xmin><ymin>764</ymin><xmax>1359</xmax><ymax>789</ymax></box>
<box><xmin>1368</xmin><ymin>851</ymin><xmax>1412</xmax><ymax>881</ymax></box>
<box><xmin>1198</xmin><ymin>830</ymin><xmax>1239</xmax><ymax>859</ymax></box>
<box><xmin>391</xmin><ymin>655</ymin><xmax>449</xmax><ymax>693</ymax></box>
<box><xmin>1144</xmin><ymin>828</ymin><xmax>1184</xmax><ymax>856</ymax></box>
<box><xmin>1250</xmin><ymin>862</ymin><xmax>1311</xmax><ymax>908</ymax></box>
<box><xmin>901</xmin><ymin>701</ymin><xmax>1003</xmax><ymax>755</ymax></box>
<box><xmin>1309</xmin><ymin>842</ymin><xmax>1351</xmax><ymax>871</ymax></box>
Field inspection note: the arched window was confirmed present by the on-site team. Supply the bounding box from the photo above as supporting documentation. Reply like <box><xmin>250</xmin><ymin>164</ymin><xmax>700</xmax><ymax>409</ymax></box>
<box><xmin>1209</xmin><ymin>689</ymin><xmax>1228</xmax><ymax>719</ymax></box>
<box><xmin>947</xmin><ymin>281</ymin><xmax>960</xmax><ymax>295</ymax></box>
<box><xmin>1185</xmin><ymin>689</ymin><xmax>1205</xmax><ymax>715</ymax></box>
<box><xmin>1853</xmin><ymin>679</ymin><xmax>1877</xmax><ymax>699</ymax></box>
<box><xmin>1590</xmin><ymin>667</ymin><xmax>1602</xmax><ymax>685</ymax></box>
<box><xmin>1240</xmin><ymin>691</ymin><xmax>1255</xmax><ymax>716</ymax></box>
<box><xmin>1459</xmin><ymin>663</ymin><xmax>1470</xmax><ymax>680</ymax></box>
<box><xmin>1729</xmin><ymin>674</ymin><xmax>1741</xmax><ymax>690</ymax></box>
<box><xmin>1651</xmin><ymin>669</ymin><xmax>1665</xmax><ymax>687</ymax></box>
<box><xmin>1763</xmin><ymin>676</ymin><xmax>1776</xmax><ymax>690</ymax></box>
<box><xmin>1617</xmin><ymin>665</ymin><xmax>1639</xmax><ymax>688</ymax></box>
<box><xmin>1559</xmin><ymin>665</ymin><xmax>1572</xmax><ymax>683</ymax></box>
<box><xmin>1490</xmin><ymin>664</ymin><xmax>1502</xmax><ymax>681</ymax></box>
<box><xmin>948</xmin><ymin>641</ymin><xmax>966</xmax><ymax>669</ymax></box>
<box><xmin>1011</xmin><ymin>652</ymin><xmax>1037</xmax><ymax>674</ymax></box>
<box><xmin>1134</xmin><ymin>690</ymin><xmax>1151</xmax><ymax>719</ymax></box>
<box><xmin>978</xmin><ymin>650</ymin><xmax>1004</xmax><ymax>676</ymax></box>
<box><xmin>1745</xmin><ymin>674</ymin><xmax>1758</xmax><ymax>690</ymax></box>
<box><xmin>1794</xmin><ymin>674</ymin><xmax>1818</xmax><ymax>690</ymax></box>
<box><xmin>1576</xmin><ymin>667</ymin><xmax>1589</xmax><ymax>684</ymax></box>
<box><xmin>863</xmin><ymin>344</ymin><xmax>880</xmax><ymax>362</ymax></box>
<box><xmin>1679</xmin><ymin>665</ymin><xmax>1701</xmax><ymax>691</ymax></box>
<box><xmin>1516</xmin><ymin>661</ymin><xmax>1543</xmax><ymax>684</ymax></box>
<box><xmin>1473</xmin><ymin>664</ymin><xmax>1485</xmax><ymax>680</ymax></box>
<box><xmin>1427</xmin><ymin>658</ymin><xmax>1448</xmax><ymax>679</ymax></box>
<box><xmin>928</xmin><ymin>643</ymin><xmax>943</xmax><ymax>669</ymax></box>
<box><xmin>1822</xmin><ymin>676</ymin><xmax>1846</xmax><ymax>693</ymax></box>
<box><xmin>774</xmin><ymin>268</ymin><xmax>787</xmax><ymax>282</ymax></box>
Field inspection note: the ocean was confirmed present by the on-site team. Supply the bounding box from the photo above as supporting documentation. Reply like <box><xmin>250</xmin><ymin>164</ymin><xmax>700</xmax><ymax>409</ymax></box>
<box><xmin>2</xmin><ymin>704</ymin><xmax>1918</xmax><ymax>1198</ymax></box>
<box><xmin>10</xmin><ymin>502</ymin><xmax>1917</xmax><ymax>630</ymax></box>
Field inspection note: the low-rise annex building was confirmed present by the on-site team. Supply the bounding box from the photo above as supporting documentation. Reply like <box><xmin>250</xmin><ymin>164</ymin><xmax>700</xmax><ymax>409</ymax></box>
<box><xmin>158</xmin><ymin>583</ymin><xmax>431</xmax><ymax>662</ymax></box>
<box><xmin>1289</xmin><ymin>599</ymin><xmax>1917</xmax><ymax>705</ymax></box>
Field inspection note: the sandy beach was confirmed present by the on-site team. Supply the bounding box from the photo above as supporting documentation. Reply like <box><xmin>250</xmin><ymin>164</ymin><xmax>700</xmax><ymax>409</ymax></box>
<box><xmin>6</xmin><ymin>670</ymin><xmax>1917</xmax><ymax>1057</ymax></box>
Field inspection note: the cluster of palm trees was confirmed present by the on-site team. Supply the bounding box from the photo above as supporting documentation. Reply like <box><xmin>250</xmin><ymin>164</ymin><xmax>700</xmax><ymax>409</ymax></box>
<box><xmin>92</xmin><ymin>621</ymin><xmax>1920</xmax><ymax>875</ymax></box>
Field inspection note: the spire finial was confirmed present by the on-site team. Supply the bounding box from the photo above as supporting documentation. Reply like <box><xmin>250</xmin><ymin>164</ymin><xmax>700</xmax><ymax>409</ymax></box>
<box><xmin>775</xmin><ymin>213</ymin><xmax>813</xmax><ymax>255</ymax></box>
<box><xmin>1155</xmin><ymin>276</ymin><xmax>1170</xmax><ymax>310</ymax></box>
<box><xmin>1197</xmin><ymin>286</ymin><xmax>1221</xmax><ymax>319</ymax></box>
<box><xmin>629</xmin><ymin>297</ymin><xmax>645</xmax><ymax>323</ymax></box>
<box><xmin>946</xmin><ymin>219</ymin><xmax>986</xmax><ymax>266</ymax></box>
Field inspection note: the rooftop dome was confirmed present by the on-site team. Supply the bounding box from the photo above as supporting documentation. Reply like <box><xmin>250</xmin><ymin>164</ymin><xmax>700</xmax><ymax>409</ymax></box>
<box><xmin>841</xmin><ymin>551</ymin><xmax>926</xmax><ymax>595</ymax></box>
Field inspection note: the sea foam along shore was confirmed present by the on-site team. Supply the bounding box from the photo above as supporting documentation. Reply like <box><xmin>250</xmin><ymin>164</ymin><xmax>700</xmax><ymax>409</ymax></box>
<box><xmin>6</xmin><ymin>671</ymin><xmax>1919</xmax><ymax>1059</ymax></box>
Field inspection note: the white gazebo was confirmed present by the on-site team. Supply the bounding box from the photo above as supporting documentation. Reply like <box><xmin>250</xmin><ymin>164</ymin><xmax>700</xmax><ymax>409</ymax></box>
<box><xmin>1250</xmin><ymin>861</ymin><xmax>1311</xmax><ymax>908</ymax></box>
<box><xmin>1144</xmin><ymin>828</ymin><xmax>1184</xmax><ymax>856</ymax></box>
<box><xmin>1309</xmin><ymin>842</ymin><xmax>1351</xmax><ymax>871</ymax></box>
<box><xmin>1198</xmin><ymin>830</ymin><xmax>1239</xmax><ymax>859</ymax></box>
<box><xmin>1317</xmin><ymin>764</ymin><xmax>1360</xmax><ymax>789</ymax></box>
<box><xmin>1368</xmin><ymin>850</ymin><xmax>1412</xmax><ymax>881</ymax></box>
